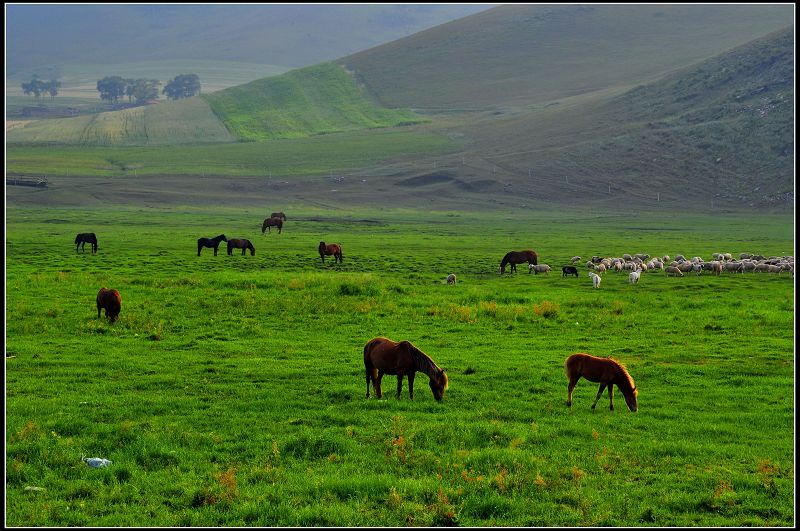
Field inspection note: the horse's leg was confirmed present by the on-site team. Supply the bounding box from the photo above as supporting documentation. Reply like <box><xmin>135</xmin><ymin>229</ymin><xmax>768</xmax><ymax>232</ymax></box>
<box><xmin>365</xmin><ymin>366</ymin><xmax>372</xmax><ymax>398</ymax></box>
<box><xmin>408</xmin><ymin>373</ymin><xmax>415</xmax><ymax>400</ymax></box>
<box><xmin>376</xmin><ymin>371</ymin><xmax>384</xmax><ymax>398</ymax></box>
<box><xmin>591</xmin><ymin>382</ymin><xmax>607</xmax><ymax>410</ymax></box>
<box><xmin>608</xmin><ymin>384</ymin><xmax>614</xmax><ymax>411</ymax></box>
<box><xmin>97</xmin><ymin>304</ymin><xmax>101</xmax><ymax>319</ymax></box>
<box><xmin>567</xmin><ymin>376</ymin><xmax>579</xmax><ymax>407</ymax></box>
<box><xmin>396</xmin><ymin>375</ymin><xmax>403</xmax><ymax>399</ymax></box>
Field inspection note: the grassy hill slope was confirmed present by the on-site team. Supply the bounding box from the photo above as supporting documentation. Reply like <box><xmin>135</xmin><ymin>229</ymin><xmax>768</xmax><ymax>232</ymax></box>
<box><xmin>340</xmin><ymin>4</ymin><xmax>794</xmax><ymax>109</ymax></box>
<box><xmin>447</xmin><ymin>27</ymin><xmax>794</xmax><ymax>208</ymax></box>
<box><xmin>203</xmin><ymin>63</ymin><xmax>424</xmax><ymax>141</ymax></box>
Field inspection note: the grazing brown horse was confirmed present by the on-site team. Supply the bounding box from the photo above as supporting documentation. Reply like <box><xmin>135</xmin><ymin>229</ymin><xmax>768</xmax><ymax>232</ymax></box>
<box><xmin>96</xmin><ymin>288</ymin><xmax>121</xmax><ymax>322</ymax></box>
<box><xmin>75</xmin><ymin>233</ymin><xmax>98</xmax><ymax>253</ymax></box>
<box><xmin>363</xmin><ymin>337</ymin><xmax>449</xmax><ymax>401</ymax></box>
<box><xmin>227</xmin><ymin>238</ymin><xmax>255</xmax><ymax>256</ymax></box>
<box><xmin>262</xmin><ymin>217</ymin><xmax>283</xmax><ymax>234</ymax></box>
<box><xmin>319</xmin><ymin>241</ymin><xmax>343</xmax><ymax>263</ymax></box>
<box><xmin>270</xmin><ymin>212</ymin><xmax>287</xmax><ymax>221</ymax></box>
<box><xmin>197</xmin><ymin>234</ymin><xmax>227</xmax><ymax>256</ymax></box>
<box><xmin>565</xmin><ymin>353</ymin><xmax>638</xmax><ymax>412</ymax></box>
<box><xmin>499</xmin><ymin>250</ymin><xmax>538</xmax><ymax>274</ymax></box>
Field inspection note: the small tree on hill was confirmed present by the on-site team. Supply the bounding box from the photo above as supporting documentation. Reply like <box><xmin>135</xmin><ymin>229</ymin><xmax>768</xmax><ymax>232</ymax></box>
<box><xmin>163</xmin><ymin>74</ymin><xmax>201</xmax><ymax>100</ymax></box>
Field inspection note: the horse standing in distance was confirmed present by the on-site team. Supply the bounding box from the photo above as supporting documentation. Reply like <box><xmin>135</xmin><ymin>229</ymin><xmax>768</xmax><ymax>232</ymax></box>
<box><xmin>96</xmin><ymin>287</ymin><xmax>121</xmax><ymax>322</ymax></box>
<box><xmin>197</xmin><ymin>234</ymin><xmax>227</xmax><ymax>256</ymax></box>
<box><xmin>75</xmin><ymin>233</ymin><xmax>98</xmax><ymax>254</ymax></box>
<box><xmin>363</xmin><ymin>337</ymin><xmax>449</xmax><ymax>401</ymax></box>
<box><xmin>262</xmin><ymin>217</ymin><xmax>283</xmax><ymax>234</ymax></box>
<box><xmin>565</xmin><ymin>353</ymin><xmax>638</xmax><ymax>412</ymax></box>
<box><xmin>499</xmin><ymin>250</ymin><xmax>538</xmax><ymax>274</ymax></box>
<box><xmin>270</xmin><ymin>212</ymin><xmax>287</xmax><ymax>221</ymax></box>
<box><xmin>319</xmin><ymin>242</ymin><xmax>343</xmax><ymax>263</ymax></box>
<box><xmin>227</xmin><ymin>238</ymin><xmax>255</xmax><ymax>256</ymax></box>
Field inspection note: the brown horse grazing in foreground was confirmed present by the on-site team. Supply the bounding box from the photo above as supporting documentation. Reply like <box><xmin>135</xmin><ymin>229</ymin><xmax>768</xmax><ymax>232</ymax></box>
<box><xmin>270</xmin><ymin>212</ymin><xmax>287</xmax><ymax>221</ymax></box>
<box><xmin>499</xmin><ymin>250</ymin><xmax>538</xmax><ymax>274</ymax></box>
<box><xmin>75</xmin><ymin>233</ymin><xmax>98</xmax><ymax>253</ymax></box>
<box><xmin>364</xmin><ymin>337</ymin><xmax>448</xmax><ymax>401</ymax></box>
<box><xmin>96</xmin><ymin>287</ymin><xmax>121</xmax><ymax>322</ymax></box>
<box><xmin>319</xmin><ymin>241</ymin><xmax>343</xmax><ymax>263</ymax></box>
<box><xmin>565</xmin><ymin>353</ymin><xmax>638</xmax><ymax>412</ymax></box>
<box><xmin>227</xmin><ymin>238</ymin><xmax>255</xmax><ymax>256</ymax></box>
<box><xmin>262</xmin><ymin>217</ymin><xmax>283</xmax><ymax>234</ymax></box>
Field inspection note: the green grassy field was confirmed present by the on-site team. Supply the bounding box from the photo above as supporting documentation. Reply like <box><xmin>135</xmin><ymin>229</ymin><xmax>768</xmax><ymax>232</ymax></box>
<box><xmin>5</xmin><ymin>205</ymin><xmax>794</xmax><ymax>526</ymax></box>
<box><xmin>5</xmin><ymin>127</ymin><xmax>457</xmax><ymax>178</ymax></box>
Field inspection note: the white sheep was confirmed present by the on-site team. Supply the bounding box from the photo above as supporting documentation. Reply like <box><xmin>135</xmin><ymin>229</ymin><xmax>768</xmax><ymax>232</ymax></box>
<box><xmin>588</xmin><ymin>271</ymin><xmax>601</xmax><ymax>288</ymax></box>
<box><xmin>530</xmin><ymin>263</ymin><xmax>551</xmax><ymax>275</ymax></box>
<box><xmin>629</xmin><ymin>270</ymin><xmax>641</xmax><ymax>284</ymax></box>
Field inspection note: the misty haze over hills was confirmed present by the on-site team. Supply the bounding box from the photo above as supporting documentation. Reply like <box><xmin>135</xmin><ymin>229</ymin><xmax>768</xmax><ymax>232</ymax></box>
<box><xmin>5</xmin><ymin>3</ymin><xmax>494</xmax><ymax>75</ymax></box>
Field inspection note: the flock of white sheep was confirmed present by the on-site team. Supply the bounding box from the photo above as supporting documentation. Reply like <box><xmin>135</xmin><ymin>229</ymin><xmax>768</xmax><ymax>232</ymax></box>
<box><xmin>576</xmin><ymin>252</ymin><xmax>795</xmax><ymax>287</ymax></box>
<box><xmin>445</xmin><ymin>252</ymin><xmax>793</xmax><ymax>288</ymax></box>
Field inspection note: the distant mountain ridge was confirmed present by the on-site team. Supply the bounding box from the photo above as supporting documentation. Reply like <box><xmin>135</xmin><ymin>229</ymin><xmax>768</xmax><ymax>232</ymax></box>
<box><xmin>5</xmin><ymin>4</ymin><xmax>494</xmax><ymax>75</ymax></box>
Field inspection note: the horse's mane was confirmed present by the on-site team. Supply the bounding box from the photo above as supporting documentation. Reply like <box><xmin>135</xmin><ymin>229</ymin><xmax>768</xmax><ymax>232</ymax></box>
<box><xmin>408</xmin><ymin>344</ymin><xmax>448</xmax><ymax>388</ymax></box>
<box><xmin>608</xmin><ymin>356</ymin><xmax>636</xmax><ymax>394</ymax></box>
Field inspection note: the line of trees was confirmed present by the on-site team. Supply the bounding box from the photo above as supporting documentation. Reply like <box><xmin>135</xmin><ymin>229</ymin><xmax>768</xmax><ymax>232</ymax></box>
<box><xmin>21</xmin><ymin>76</ymin><xmax>61</xmax><ymax>99</ymax></box>
<box><xmin>96</xmin><ymin>76</ymin><xmax>161</xmax><ymax>104</ymax></box>
<box><xmin>96</xmin><ymin>73</ymin><xmax>201</xmax><ymax>104</ymax></box>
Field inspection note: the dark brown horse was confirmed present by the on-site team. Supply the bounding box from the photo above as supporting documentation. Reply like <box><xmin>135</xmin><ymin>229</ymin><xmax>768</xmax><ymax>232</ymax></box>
<box><xmin>197</xmin><ymin>234</ymin><xmax>227</xmax><ymax>256</ymax></box>
<box><xmin>227</xmin><ymin>238</ymin><xmax>255</xmax><ymax>256</ymax></box>
<box><xmin>319</xmin><ymin>241</ymin><xmax>343</xmax><ymax>263</ymax></box>
<box><xmin>499</xmin><ymin>250</ymin><xmax>538</xmax><ymax>274</ymax></box>
<box><xmin>75</xmin><ymin>233</ymin><xmax>98</xmax><ymax>253</ymax></box>
<box><xmin>363</xmin><ymin>337</ymin><xmax>449</xmax><ymax>401</ymax></box>
<box><xmin>565</xmin><ymin>353</ymin><xmax>638</xmax><ymax>412</ymax></box>
<box><xmin>270</xmin><ymin>212</ymin><xmax>287</xmax><ymax>221</ymax></box>
<box><xmin>262</xmin><ymin>217</ymin><xmax>283</xmax><ymax>234</ymax></box>
<box><xmin>96</xmin><ymin>287</ymin><xmax>121</xmax><ymax>322</ymax></box>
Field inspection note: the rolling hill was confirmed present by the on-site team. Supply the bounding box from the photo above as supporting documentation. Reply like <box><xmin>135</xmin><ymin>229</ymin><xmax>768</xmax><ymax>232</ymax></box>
<box><xmin>340</xmin><ymin>3</ymin><xmax>794</xmax><ymax>109</ymax></box>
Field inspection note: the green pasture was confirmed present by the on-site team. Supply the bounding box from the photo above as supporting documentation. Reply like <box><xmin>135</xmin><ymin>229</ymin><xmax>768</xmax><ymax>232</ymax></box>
<box><xmin>5</xmin><ymin>128</ymin><xmax>456</xmax><ymax>178</ymax></box>
<box><xmin>5</xmin><ymin>206</ymin><xmax>795</xmax><ymax>526</ymax></box>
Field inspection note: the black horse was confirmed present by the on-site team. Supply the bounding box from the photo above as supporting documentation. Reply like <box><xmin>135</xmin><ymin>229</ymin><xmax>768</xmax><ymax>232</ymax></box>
<box><xmin>562</xmin><ymin>266</ymin><xmax>579</xmax><ymax>278</ymax></box>
<box><xmin>197</xmin><ymin>234</ymin><xmax>227</xmax><ymax>256</ymax></box>
<box><xmin>75</xmin><ymin>233</ymin><xmax>98</xmax><ymax>253</ymax></box>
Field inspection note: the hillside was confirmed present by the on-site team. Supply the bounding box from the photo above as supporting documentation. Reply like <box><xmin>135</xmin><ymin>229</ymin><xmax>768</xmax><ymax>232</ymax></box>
<box><xmin>406</xmin><ymin>26</ymin><xmax>794</xmax><ymax>209</ymax></box>
<box><xmin>5</xmin><ymin>4</ymin><xmax>493</xmax><ymax>76</ymax></box>
<box><xmin>340</xmin><ymin>4</ymin><xmax>794</xmax><ymax>109</ymax></box>
<box><xmin>203</xmin><ymin>63</ymin><xmax>424</xmax><ymax>141</ymax></box>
